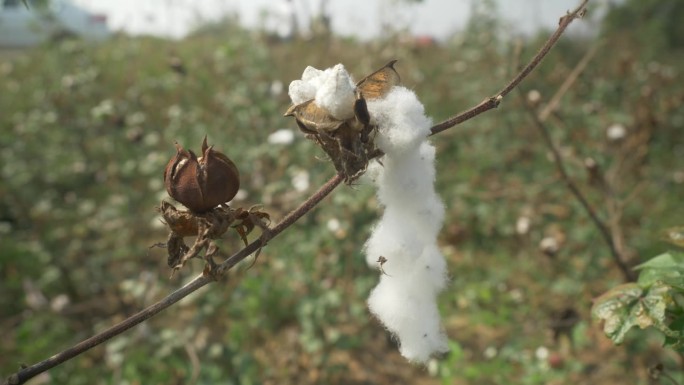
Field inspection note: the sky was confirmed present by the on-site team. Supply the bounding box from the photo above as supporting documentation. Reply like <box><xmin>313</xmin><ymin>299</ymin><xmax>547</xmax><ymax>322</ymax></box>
<box><xmin>71</xmin><ymin>0</ymin><xmax>604</xmax><ymax>40</ymax></box>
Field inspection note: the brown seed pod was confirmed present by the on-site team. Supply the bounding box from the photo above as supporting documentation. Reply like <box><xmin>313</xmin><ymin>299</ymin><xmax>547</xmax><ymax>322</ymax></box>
<box><xmin>164</xmin><ymin>136</ymin><xmax>240</xmax><ymax>213</ymax></box>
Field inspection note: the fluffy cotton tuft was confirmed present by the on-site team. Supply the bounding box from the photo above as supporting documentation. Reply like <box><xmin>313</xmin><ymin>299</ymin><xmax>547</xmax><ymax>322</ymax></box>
<box><xmin>364</xmin><ymin>84</ymin><xmax>450</xmax><ymax>363</ymax></box>
<box><xmin>287</xmin><ymin>63</ymin><xmax>450</xmax><ymax>363</ymax></box>
<box><xmin>288</xmin><ymin>64</ymin><xmax>356</xmax><ymax>119</ymax></box>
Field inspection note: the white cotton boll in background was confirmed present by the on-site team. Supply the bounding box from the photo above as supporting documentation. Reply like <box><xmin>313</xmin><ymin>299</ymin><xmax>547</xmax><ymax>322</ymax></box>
<box><xmin>315</xmin><ymin>64</ymin><xmax>356</xmax><ymax>120</ymax></box>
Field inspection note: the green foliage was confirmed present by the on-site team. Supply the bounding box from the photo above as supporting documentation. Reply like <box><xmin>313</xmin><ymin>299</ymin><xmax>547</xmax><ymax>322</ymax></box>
<box><xmin>1</xmin><ymin>5</ymin><xmax>683</xmax><ymax>385</ymax></box>
<box><xmin>602</xmin><ymin>0</ymin><xmax>684</xmax><ymax>58</ymax></box>
<box><xmin>593</xmin><ymin>252</ymin><xmax>684</xmax><ymax>350</ymax></box>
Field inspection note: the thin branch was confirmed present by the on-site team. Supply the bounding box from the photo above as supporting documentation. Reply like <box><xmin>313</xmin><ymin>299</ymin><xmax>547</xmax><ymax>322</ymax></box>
<box><xmin>214</xmin><ymin>174</ymin><xmax>343</xmax><ymax>275</ymax></box>
<box><xmin>5</xmin><ymin>277</ymin><xmax>211</xmax><ymax>385</ymax></box>
<box><xmin>4</xmin><ymin>0</ymin><xmax>589</xmax><ymax>382</ymax></box>
<box><xmin>519</xmin><ymin>92</ymin><xmax>636</xmax><ymax>282</ymax></box>
<box><xmin>538</xmin><ymin>41</ymin><xmax>601</xmax><ymax>121</ymax></box>
<box><xmin>430</xmin><ymin>0</ymin><xmax>590</xmax><ymax>136</ymax></box>
<box><xmin>5</xmin><ymin>174</ymin><xmax>343</xmax><ymax>385</ymax></box>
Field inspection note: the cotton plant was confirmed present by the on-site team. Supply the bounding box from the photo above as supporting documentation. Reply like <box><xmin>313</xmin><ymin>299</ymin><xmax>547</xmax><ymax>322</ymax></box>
<box><xmin>287</xmin><ymin>63</ymin><xmax>450</xmax><ymax>363</ymax></box>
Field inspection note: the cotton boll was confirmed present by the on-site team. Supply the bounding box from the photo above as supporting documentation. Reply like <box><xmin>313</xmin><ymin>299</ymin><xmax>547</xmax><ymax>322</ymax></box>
<box><xmin>283</xmin><ymin>62</ymin><xmax>451</xmax><ymax>363</ymax></box>
<box><xmin>315</xmin><ymin>64</ymin><xmax>356</xmax><ymax>120</ymax></box>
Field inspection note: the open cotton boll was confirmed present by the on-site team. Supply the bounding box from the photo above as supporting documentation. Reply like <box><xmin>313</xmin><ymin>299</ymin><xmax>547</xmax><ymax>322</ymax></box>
<box><xmin>288</xmin><ymin>62</ymin><xmax>450</xmax><ymax>363</ymax></box>
<box><xmin>314</xmin><ymin>64</ymin><xmax>356</xmax><ymax>120</ymax></box>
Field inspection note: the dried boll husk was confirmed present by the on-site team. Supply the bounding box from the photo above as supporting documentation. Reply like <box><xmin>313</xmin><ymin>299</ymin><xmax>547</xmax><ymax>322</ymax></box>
<box><xmin>164</xmin><ymin>137</ymin><xmax>240</xmax><ymax>213</ymax></box>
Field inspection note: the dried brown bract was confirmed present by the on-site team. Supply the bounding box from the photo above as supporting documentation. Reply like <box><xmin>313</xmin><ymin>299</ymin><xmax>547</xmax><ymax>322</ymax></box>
<box><xmin>158</xmin><ymin>138</ymin><xmax>269</xmax><ymax>277</ymax></box>
<box><xmin>284</xmin><ymin>60</ymin><xmax>401</xmax><ymax>183</ymax></box>
<box><xmin>157</xmin><ymin>201</ymin><xmax>271</xmax><ymax>277</ymax></box>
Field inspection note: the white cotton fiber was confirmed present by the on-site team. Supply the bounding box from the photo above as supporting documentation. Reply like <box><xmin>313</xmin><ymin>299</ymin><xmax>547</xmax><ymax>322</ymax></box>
<box><xmin>367</xmin><ymin>87</ymin><xmax>433</xmax><ymax>155</ymax></box>
<box><xmin>363</xmin><ymin>85</ymin><xmax>450</xmax><ymax>363</ymax></box>
<box><xmin>287</xmin><ymin>64</ymin><xmax>356</xmax><ymax>119</ymax></box>
<box><xmin>315</xmin><ymin>64</ymin><xmax>356</xmax><ymax>120</ymax></box>
<box><xmin>367</xmin><ymin>276</ymin><xmax>449</xmax><ymax>362</ymax></box>
<box><xmin>287</xmin><ymin>63</ymin><xmax>450</xmax><ymax>364</ymax></box>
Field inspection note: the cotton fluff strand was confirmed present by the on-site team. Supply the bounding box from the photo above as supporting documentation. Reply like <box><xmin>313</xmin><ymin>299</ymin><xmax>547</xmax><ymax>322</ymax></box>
<box><xmin>364</xmin><ymin>87</ymin><xmax>450</xmax><ymax>363</ymax></box>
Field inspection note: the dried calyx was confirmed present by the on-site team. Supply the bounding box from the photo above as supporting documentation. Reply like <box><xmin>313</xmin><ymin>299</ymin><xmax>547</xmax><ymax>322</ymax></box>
<box><xmin>164</xmin><ymin>136</ymin><xmax>240</xmax><ymax>213</ymax></box>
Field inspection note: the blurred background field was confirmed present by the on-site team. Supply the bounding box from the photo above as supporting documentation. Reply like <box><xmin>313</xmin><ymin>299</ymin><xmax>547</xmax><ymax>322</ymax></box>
<box><xmin>1</xmin><ymin>0</ymin><xmax>684</xmax><ymax>384</ymax></box>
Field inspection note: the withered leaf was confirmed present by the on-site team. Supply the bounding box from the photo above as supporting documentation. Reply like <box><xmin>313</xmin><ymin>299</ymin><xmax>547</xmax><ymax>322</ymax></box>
<box><xmin>356</xmin><ymin>59</ymin><xmax>401</xmax><ymax>100</ymax></box>
<box><xmin>284</xmin><ymin>99</ymin><xmax>345</xmax><ymax>134</ymax></box>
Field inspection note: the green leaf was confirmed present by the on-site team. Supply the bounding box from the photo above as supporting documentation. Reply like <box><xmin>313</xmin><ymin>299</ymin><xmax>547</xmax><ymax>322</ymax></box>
<box><xmin>592</xmin><ymin>283</ymin><xmax>642</xmax><ymax>344</ymax></box>
<box><xmin>640</xmin><ymin>282</ymin><xmax>674</xmax><ymax>335</ymax></box>
<box><xmin>664</xmin><ymin>316</ymin><xmax>684</xmax><ymax>351</ymax></box>
<box><xmin>635</xmin><ymin>252</ymin><xmax>684</xmax><ymax>289</ymax></box>
<box><xmin>592</xmin><ymin>282</ymin><xmax>681</xmax><ymax>345</ymax></box>
<box><xmin>635</xmin><ymin>252</ymin><xmax>684</xmax><ymax>270</ymax></box>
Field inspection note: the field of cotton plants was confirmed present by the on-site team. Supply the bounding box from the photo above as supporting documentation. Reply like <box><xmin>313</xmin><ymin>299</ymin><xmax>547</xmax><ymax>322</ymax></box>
<box><xmin>2</xmin><ymin>1</ymin><xmax>684</xmax><ymax>384</ymax></box>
